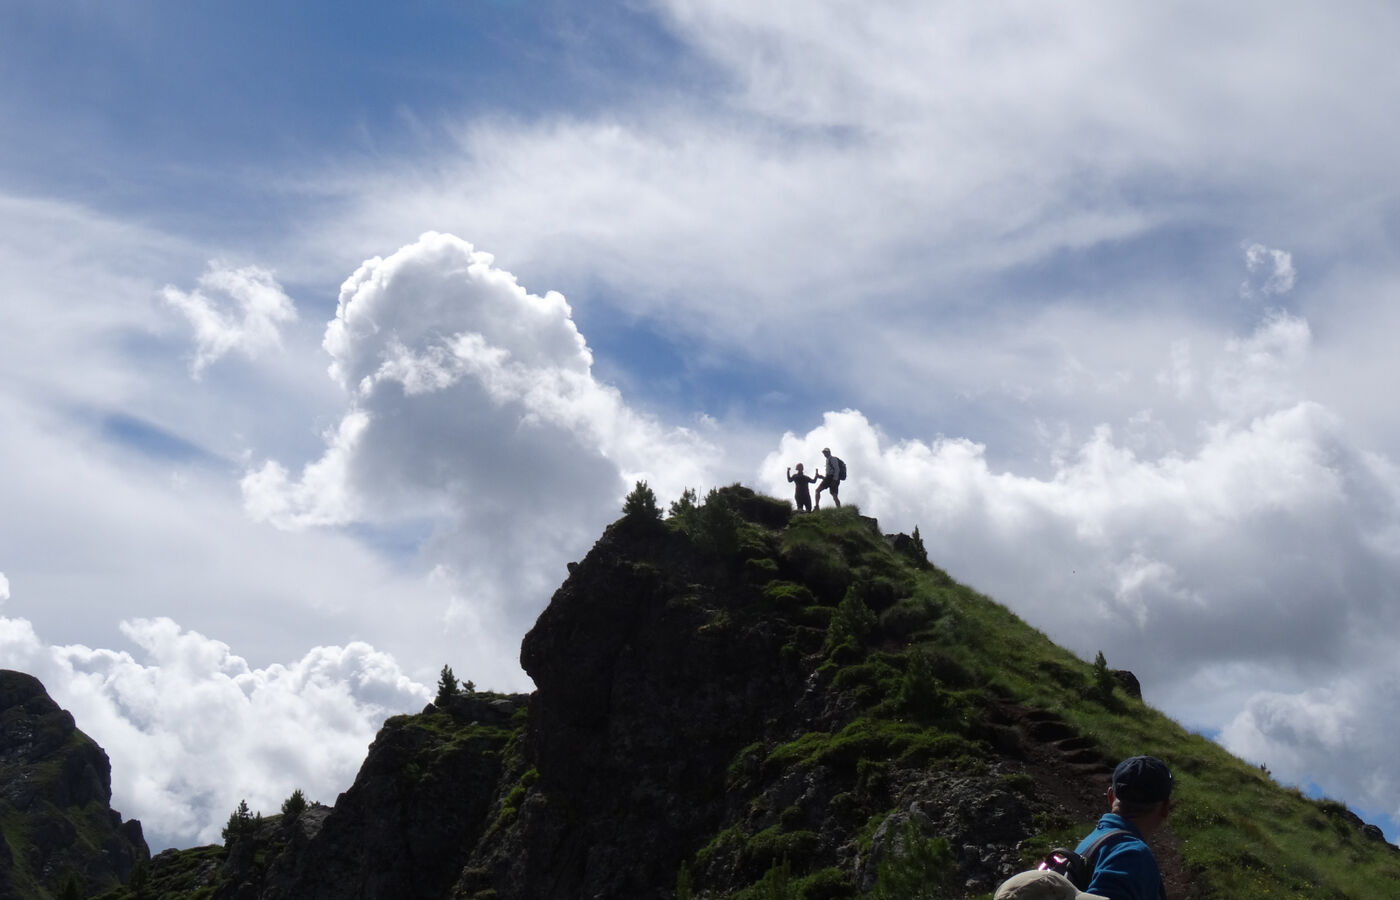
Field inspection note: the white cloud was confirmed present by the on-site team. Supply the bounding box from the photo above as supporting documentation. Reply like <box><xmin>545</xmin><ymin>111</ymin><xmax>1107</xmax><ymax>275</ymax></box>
<box><xmin>243</xmin><ymin>232</ymin><xmax>717</xmax><ymax>634</ymax></box>
<box><xmin>0</xmin><ymin>612</ymin><xmax>427</xmax><ymax>850</ymax></box>
<box><xmin>0</xmin><ymin>571</ymin><xmax>8</xmax><ymax>603</ymax></box>
<box><xmin>1243</xmin><ymin>242</ymin><xmax>1298</xmax><ymax>298</ymax></box>
<box><xmin>1219</xmin><ymin>660</ymin><xmax>1400</xmax><ymax>827</ymax></box>
<box><xmin>161</xmin><ymin>263</ymin><xmax>298</xmax><ymax>377</ymax></box>
<box><xmin>760</xmin><ymin>335</ymin><xmax>1400</xmax><ymax>824</ymax></box>
<box><xmin>1212</xmin><ymin>310</ymin><xmax>1311</xmax><ymax>420</ymax></box>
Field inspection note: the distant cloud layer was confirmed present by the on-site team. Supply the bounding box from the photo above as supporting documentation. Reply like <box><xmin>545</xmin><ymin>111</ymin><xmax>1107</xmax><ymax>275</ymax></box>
<box><xmin>0</xmin><ymin>614</ymin><xmax>426</xmax><ymax>849</ymax></box>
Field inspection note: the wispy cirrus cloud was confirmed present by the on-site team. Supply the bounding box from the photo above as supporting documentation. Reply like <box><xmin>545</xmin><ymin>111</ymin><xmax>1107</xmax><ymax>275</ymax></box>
<box><xmin>161</xmin><ymin>263</ymin><xmax>298</xmax><ymax>377</ymax></box>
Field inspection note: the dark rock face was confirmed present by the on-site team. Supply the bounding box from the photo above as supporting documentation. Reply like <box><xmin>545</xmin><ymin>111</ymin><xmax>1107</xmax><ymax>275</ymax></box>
<box><xmin>267</xmin><ymin>694</ymin><xmax>524</xmax><ymax>900</ymax></box>
<box><xmin>0</xmin><ymin>669</ymin><xmax>149</xmax><ymax>897</ymax></box>
<box><xmin>513</xmin><ymin>521</ymin><xmax>805</xmax><ymax>898</ymax></box>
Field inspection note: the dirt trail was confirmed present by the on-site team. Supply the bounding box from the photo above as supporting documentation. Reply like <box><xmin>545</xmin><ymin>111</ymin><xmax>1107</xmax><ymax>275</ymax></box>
<box><xmin>1001</xmin><ymin>703</ymin><xmax>1200</xmax><ymax>900</ymax></box>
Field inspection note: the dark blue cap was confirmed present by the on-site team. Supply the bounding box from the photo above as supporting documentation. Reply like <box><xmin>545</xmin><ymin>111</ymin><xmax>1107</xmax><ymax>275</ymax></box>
<box><xmin>1112</xmin><ymin>756</ymin><xmax>1173</xmax><ymax>803</ymax></box>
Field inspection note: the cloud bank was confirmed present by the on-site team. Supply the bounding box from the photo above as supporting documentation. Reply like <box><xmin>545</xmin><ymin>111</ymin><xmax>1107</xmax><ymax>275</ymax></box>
<box><xmin>0</xmin><ymin>613</ymin><xmax>426</xmax><ymax>849</ymax></box>
<box><xmin>760</xmin><ymin>308</ymin><xmax>1400</xmax><ymax>827</ymax></box>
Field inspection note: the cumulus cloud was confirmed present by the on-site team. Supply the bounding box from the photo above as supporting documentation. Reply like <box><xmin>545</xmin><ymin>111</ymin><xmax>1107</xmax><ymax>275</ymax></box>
<box><xmin>0</xmin><ymin>571</ymin><xmax>8</xmax><ymax>603</ymax></box>
<box><xmin>760</xmin><ymin>322</ymin><xmax>1400</xmax><ymax>822</ymax></box>
<box><xmin>162</xmin><ymin>263</ymin><xmax>298</xmax><ymax>376</ymax></box>
<box><xmin>243</xmin><ymin>232</ymin><xmax>716</xmax><ymax>628</ymax></box>
<box><xmin>0</xmin><ymin>612</ymin><xmax>427</xmax><ymax>849</ymax></box>
<box><xmin>1219</xmin><ymin>653</ymin><xmax>1400</xmax><ymax>826</ymax></box>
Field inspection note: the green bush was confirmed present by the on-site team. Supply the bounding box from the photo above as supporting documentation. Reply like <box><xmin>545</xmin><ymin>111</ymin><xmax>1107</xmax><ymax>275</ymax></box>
<box><xmin>894</xmin><ymin>651</ymin><xmax>946</xmax><ymax>721</ymax></box>
<box><xmin>870</xmin><ymin>820</ymin><xmax>955</xmax><ymax>899</ymax></box>
<box><xmin>765</xmin><ymin>581</ymin><xmax>817</xmax><ymax>611</ymax></box>
<box><xmin>824</xmin><ymin>589</ymin><xmax>877</xmax><ymax>659</ymax></box>
<box><xmin>745</xmin><ymin>826</ymin><xmax>819</xmax><ymax>870</ymax></box>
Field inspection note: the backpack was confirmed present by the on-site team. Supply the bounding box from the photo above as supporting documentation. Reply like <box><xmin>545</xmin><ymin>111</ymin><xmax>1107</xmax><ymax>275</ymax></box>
<box><xmin>1037</xmin><ymin>829</ymin><xmax>1131</xmax><ymax>890</ymax></box>
<box><xmin>836</xmin><ymin>457</ymin><xmax>847</xmax><ymax>481</ymax></box>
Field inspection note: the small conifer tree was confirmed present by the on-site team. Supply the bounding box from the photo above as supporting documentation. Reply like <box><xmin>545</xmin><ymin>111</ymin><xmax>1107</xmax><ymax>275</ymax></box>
<box><xmin>668</xmin><ymin>487</ymin><xmax>698</xmax><ymax>520</ymax></box>
<box><xmin>825</xmin><ymin>588</ymin><xmax>877</xmax><ymax>658</ymax></box>
<box><xmin>436</xmin><ymin>664</ymin><xmax>460</xmax><ymax>705</ymax></box>
<box><xmin>281</xmin><ymin>788</ymin><xmax>307</xmax><ymax>825</ymax></box>
<box><xmin>910</xmin><ymin>525</ymin><xmax>929</xmax><ymax>565</ymax></box>
<box><xmin>623</xmin><ymin>480</ymin><xmax>662</xmax><ymax>521</ymax></box>
<box><xmin>222</xmin><ymin>798</ymin><xmax>256</xmax><ymax>844</ymax></box>
<box><xmin>1091</xmin><ymin>651</ymin><xmax>1121</xmax><ymax>709</ymax></box>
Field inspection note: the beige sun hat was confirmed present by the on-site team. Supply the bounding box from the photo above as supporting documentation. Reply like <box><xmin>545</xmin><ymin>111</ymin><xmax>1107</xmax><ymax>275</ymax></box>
<box><xmin>994</xmin><ymin>869</ymin><xmax>1107</xmax><ymax>900</ymax></box>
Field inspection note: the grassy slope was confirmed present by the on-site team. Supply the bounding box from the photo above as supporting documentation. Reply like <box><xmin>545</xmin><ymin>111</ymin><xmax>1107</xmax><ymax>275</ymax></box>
<box><xmin>756</xmin><ymin>501</ymin><xmax>1400</xmax><ymax>898</ymax></box>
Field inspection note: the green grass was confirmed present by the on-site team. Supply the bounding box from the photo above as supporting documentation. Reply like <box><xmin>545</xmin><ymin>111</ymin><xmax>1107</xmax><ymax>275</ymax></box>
<box><xmin>679</xmin><ymin>486</ymin><xmax>1400</xmax><ymax>897</ymax></box>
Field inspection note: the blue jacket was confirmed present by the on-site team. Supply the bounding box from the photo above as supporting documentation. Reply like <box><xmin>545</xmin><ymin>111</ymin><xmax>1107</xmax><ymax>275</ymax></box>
<box><xmin>1075</xmin><ymin>814</ymin><xmax>1164</xmax><ymax>900</ymax></box>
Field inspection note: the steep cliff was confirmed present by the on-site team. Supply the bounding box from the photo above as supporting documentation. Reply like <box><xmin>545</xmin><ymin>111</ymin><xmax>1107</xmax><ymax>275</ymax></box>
<box><xmin>28</xmin><ymin>486</ymin><xmax>1400</xmax><ymax>898</ymax></box>
<box><xmin>0</xmin><ymin>670</ymin><xmax>148</xmax><ymax>899</ymax></box>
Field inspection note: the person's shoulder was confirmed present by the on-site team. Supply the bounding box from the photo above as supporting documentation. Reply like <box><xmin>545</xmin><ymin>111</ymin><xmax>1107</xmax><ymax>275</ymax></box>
<box><xmin>1076</xmin><ymin>817</ymin><xmax>1145</xmax><ymax>853</ymax></box>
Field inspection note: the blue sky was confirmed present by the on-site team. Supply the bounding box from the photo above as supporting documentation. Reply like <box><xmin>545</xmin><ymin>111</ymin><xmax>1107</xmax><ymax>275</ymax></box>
<box><xmin>5</xmin><ymin>0</ymin><xmax>1400</xmax><ymax>851</ymax></box>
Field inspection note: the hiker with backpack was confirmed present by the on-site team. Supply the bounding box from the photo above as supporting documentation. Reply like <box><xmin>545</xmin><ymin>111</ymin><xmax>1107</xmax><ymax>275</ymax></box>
<box><xmin>787</xmin><ymin>462</ymin><xmax>817</xmax><ymax>513</ymax></box>
<box><xmin>814</xmin><ymin>447</ymin><xmax>845</xmax><ymax>509</ymax></box>
<box><xmin>1068</xmin><ymin>756</ymin><xmax>1173</xmax><ymax>900</ymax></box>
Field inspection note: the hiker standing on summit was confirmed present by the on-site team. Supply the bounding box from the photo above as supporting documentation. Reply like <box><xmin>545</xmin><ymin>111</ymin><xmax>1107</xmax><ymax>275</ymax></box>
<box><xmin>814</xmin><ymin>448</ymin><xmax>845</xmax><ymax>509</ymax></box>
<box><xmin>787</xmin><ymin>463</ymin><xmax>817</xmax><ymax>513</ymax></box>
<box><xmin>1075</xmin><ymin>756</ymin><xmax>1173</xmax><ymax>900</ymax></box>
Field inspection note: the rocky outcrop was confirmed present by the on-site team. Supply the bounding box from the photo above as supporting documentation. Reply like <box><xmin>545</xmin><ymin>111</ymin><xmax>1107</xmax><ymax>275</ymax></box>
<box><xmin>0</xmin><ymin>670</ymin><xmax>148</xmax><ymax>898</ymax></box>
<box><xmin>508</xmin><ymin>516</ymin><xmax>808</xmax><ymax>898</ymax></box>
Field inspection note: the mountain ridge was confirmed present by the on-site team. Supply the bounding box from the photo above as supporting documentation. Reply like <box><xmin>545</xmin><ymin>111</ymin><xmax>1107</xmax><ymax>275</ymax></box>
<box><xmin>6</xmin><ymin>484</ymin><xmax>1399</xmax><ymax>898</ymax></box>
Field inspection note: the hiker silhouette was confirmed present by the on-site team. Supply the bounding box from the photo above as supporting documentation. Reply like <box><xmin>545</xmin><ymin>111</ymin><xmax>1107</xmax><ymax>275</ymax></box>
<box><xmin>814</xmin><ymin>448</ymin><xmax>844</xmax><ymax>509</ymax></box>
<box><xmin>787</xmin><ymin>463</ymin><xmax>817</xmax><ymax>513</ymax></box>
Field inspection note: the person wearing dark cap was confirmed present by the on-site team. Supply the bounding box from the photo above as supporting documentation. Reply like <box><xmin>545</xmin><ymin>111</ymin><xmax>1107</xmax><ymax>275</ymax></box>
<box><xmin>1074</xmin><ymin>756</ymin><xmax>1174</xmax><ymax>900</ymax></box>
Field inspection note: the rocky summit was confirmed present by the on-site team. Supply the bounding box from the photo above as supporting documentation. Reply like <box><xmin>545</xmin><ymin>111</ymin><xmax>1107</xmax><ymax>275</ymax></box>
<box><xmin>9</xmin><ymin>485</ymin><xmax>1400</xmax><ymax>899</ymax></box>
<box><xmin>0</xmin><ymin>670</ymin><xmax>148</xmax><ymax>899</ymax></box>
